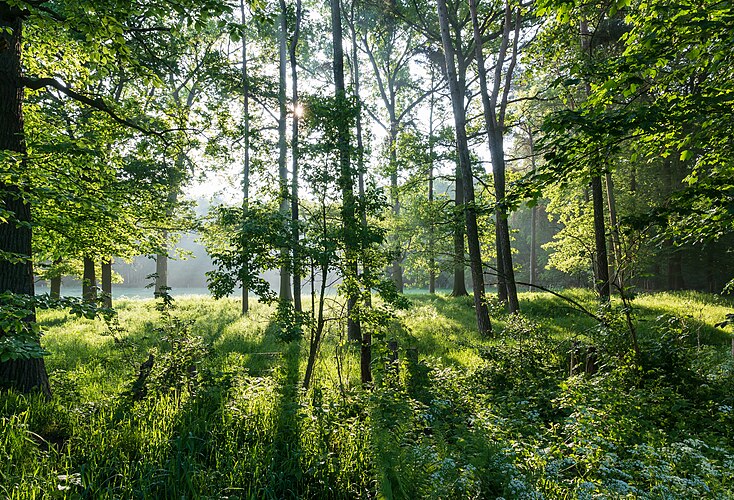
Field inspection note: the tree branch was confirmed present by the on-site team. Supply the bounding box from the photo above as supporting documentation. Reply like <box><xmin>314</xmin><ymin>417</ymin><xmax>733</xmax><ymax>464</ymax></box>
<box><xmin>21</xmin><ymin>76</ymin><xmax>162</xmax><ymax>137</ymax></box>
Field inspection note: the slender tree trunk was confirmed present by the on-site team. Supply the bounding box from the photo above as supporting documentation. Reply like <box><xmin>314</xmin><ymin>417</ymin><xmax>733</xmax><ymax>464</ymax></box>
<box><xmin>330</xmin><ymin>0</ymin><xmax>362</xmax><ymax>344</ymax></box>
<box><xmin>0</xmin><ymin>6</ymin><xmax>50</xmax><ymax>396</ymax></box>
<box><xmin>155</xmin><ymin>189</ymin><xmax>177</xmax><ymax>296</ymax></box>
<box><xmin>581</xmin><ymin>20</ymin><xmax>610</xmax><ymax>301</ymax></box>
<box><xmin>428</xmin><ymin>72</ymin><xmax>436</xmax><ymax>294</ymax></box>
<box><xmin>528</xmin><ymin>127</ymin><xmax>538</xmax><ymax>290</ymax></box>
<box><xmin>278</xmin><ymin>0</ymin><xmax>292</xmax><ymax>302</ymax></box>
<box><xmin>83</xmin><ymin>257</ymin><xmax>97</xmax><ymax>303</ymax></box>
<box><xmin>605</xmin><ymin>172</ymin><xmax>622</xmax><ymax>286</ymax></box>
<box><xmin>240</xmin><ymin>0</ymin><xmax>250</xmax><ymax>315</ymax></box>
<box><xmin>390</xmin><ymin>121</ymin><xmax>404</xmax><ymax>293</ymax></box>
<box><xmin>591</xmin><ymin>176</ymin><xmax>611</xmax><ymax>299</ymax></box>
<box><xmin>451</xmin><ymin>160</ymin><xmax>468</xmax><ymax>297</ymax></box>
<box><xmin>50</xmin><ymin>257</ymin><xmax>62</xmax><ymax>299</ymax></box>
<box><xmin>349</xmin><ymin>6</ymin><xmax>371</xmax><ymax>311</ymax></box>
<box><xmin>290</xmin><ymin>0</ymin><xmax>303</xmax><ymax>313</ymax></box>
<box><xmin>101</xmin><ymin>258</ymin><xmax>112</xmax><ymax>308</ymax></box>
<box><xmin>530</xmin><ymin>205</ymin><xmax>538</xmax><ymax>288</ymax></box>
<box><xmin>437</xmin><ymin>0</ymin><xmax>491</xmax><ymax>335</ymax></box>
<box><xmin>469</xmin><ymin>0</ymin><xmax>519</xmax><ymax>312</ymax></box>
<box><xmin>304</xmin><ymin>209</ymin><xmax>328</xmax><ymax>390</ymax></box>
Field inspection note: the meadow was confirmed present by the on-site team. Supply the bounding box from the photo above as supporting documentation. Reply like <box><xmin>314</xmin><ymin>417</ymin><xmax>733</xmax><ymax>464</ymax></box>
<box><xmin>2</xmin><ymin>291</ymin><xmax>733</xmax><ymax>498</ymax></box>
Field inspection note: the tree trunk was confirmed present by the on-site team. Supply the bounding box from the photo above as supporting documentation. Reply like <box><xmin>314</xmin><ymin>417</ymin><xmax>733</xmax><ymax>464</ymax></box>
<box><xmin>101</xmin><ymin>258</ymin><xmax>112</xmax><ymax>308</ymax></box>
<box><xmin>278</xmin><ymin>0</ymin><xmax>292</xmax><ymax>303</ymax></box>
<box><xmin>50</xmin><ymin>257</ymin><xmax>62</xmax><ymax>299</ymax></box>
<box><xmin>240</xmin><ymin>0</ymin><xmax>250</xmax><ymax>315</ymax></box>
<box><xmin>0</xmin><ymin>5</ymin><xmax>51</xmax><ymax>396</ymax></box>
<box><xmin>605</xmin><ymin>172</ymin><xmax>622</xmax><ymax>287</ymax></box>
<box><xmin>390</xmin><ymin>121</ymin><xmax>404</xmax><ymax>293</ymax></box>
<box><xmin>290</xmin><ymin>0</ymin><xmax>303</xmax><ymax>313</ymax></box>
<box><xmin>530</xmin><ymin>204</ymin><xmax>538</xmax><ymax>289</ymax></box>
<box><xmin>50</xmin><ymin>275</ymin><xmax>61</xmax><ymax>299</ymax></box>
<box><xmin>469</xmin><ymin>0</ymin><xmax>519</xmax><ymax>312</ymax></box>
<box><xmin>437</xmin><ymin>0</ymin><xmax>492</xmax><ymax>335</ymax></box>
<box><xmin>591</xmin><ymin>176</ymin><xmax>611</xmax><ymax>300</ymax></box>
<box><xmin>428</xmin><ymin>72</ymin><xmax>436</xmax><ymax>294</ymax></box>
<box><xmin>330</xmin><ymin>0</ymin><xmax>362</xmax><ymax>344</ymax></box>
<box><xmin>451</xmin><ymin>160</ymin><xmax>468</xmax><ymax>297</ymax></box>
<box><xmin>528</xmin><ymin>126</ymin><xmax>538</xmax><ymax>289</ymax></box>
<box><xmin>155</xmin><ymin>189</ymin><xmax>177</xmax><ymax>296</ymax></box>
<box><xmin>303</xmin><ymin>256</ymin><xmax>328</xmax><ymax>390</ymax></box>
<box><xmin>350</xmin><ymin>4</ymin><xmax>369</xmax><ymax>280</ymax></box>
<box><xmin>83</xmin><ymin>257</ymin><xmax>97</xmax><ymax>303</ymax></box>
<box><xmin>581</xmin><ymin>20</ymin><xmax>610</xmax><ymax>301</ymax></box>
<box><xmin>155</xmin><ymin>232</ymin><xmax>168</xmax><ymax>295</ymax></box>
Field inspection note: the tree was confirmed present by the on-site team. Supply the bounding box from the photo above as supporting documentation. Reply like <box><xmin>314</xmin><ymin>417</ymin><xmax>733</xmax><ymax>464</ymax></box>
<box><xmin>0</xmin><ymin>0</ymin><xmax>229</xmax><ymax>395</ymax></box>
<box><xmin>329</xmin><ymin>0</ymin><xmax>362</xmax><ymax>345</ymax></box>
<box><xmin>468</xmin><ymin>0</ymin><xmax>522</xmax><ymax>311</ymax></box>
<box><xmin>436</xmin><ymin>0</ymin><xmax>492</xmax><ymax>336</ymax></box>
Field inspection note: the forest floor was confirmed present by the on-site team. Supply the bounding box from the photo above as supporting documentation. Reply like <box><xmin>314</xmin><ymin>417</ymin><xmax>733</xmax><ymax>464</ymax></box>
<box><xmin>2</xmin><ymin>290</ymin><xmax>734</xmax><ymax>498</ymax></box>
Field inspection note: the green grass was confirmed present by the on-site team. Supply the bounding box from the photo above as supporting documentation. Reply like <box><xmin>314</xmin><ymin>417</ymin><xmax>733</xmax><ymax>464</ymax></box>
<box><xmin>2</xmin><ymin>291</ymin><xmax>733</xmax><ymax>498</ymax></box>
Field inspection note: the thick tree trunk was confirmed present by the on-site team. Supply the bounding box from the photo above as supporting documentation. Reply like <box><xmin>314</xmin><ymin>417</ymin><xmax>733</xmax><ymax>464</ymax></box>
<box><xmin>330</xmin><ymin>0</ymin><xmax>362</xmax><ymax>345</ymax></box>
<box><xmin>437</xmin><ymin>0</ymin><xmax>491</xmax><ymax>335</ymax></box>
<box><xmin>0</xmin><ymin>6</ymin><xmax>50</xmax><ymax>395</ymax></box>
<box><xmin>290</xmin><ymin>0</ymin><xmax>303</xmax><ymax>313</ymax></box>
<box><xmin>278</xmin><ymin>1</ymin><xmax>292</xmax><ymax>303</ymax></box>
<box><xmin>101</xmin><ymin>258</ymin><xmax>112</xmax><ymax>308</ymax></box>
<box><xmin>50</xmin><ymin>276</ymin><xmax>61</xmax><ymax>299</ymax></box>
<box><xmin>83</xmin><ymin>257</ymin><xmax>97</xmax><ymax>303</ymax></box>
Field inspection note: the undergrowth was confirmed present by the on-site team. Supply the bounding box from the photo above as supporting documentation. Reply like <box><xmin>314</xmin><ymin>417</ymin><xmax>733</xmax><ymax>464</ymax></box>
<box><xmin>1</xmin><ymin>290</ymin><xmax>733</xmax><ymax>498</ymax></box>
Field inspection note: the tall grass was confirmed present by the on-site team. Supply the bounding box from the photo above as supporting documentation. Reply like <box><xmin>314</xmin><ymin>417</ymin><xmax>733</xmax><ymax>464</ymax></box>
<box><xmin>1</xmin><ymin>291</ymin><xmax>733</xmax><ymax>498</ymax></box>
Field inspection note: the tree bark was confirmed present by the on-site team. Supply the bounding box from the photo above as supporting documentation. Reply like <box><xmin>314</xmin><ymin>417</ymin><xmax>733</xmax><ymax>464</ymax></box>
<box><xmin>451</xmin><ymin>160</ymin><xmax>468</xmax><ymax>297</ymax></box>
<box><xmin>278</xmin><ymin>0</ymin><xmax>292</xmax><ymax>303</ymax></box>
<box><xmin>290</xmin><ymin>0</ymin><xmax>303</xmax><ymax>312</ymax></box>
<box><xmin>591</xmin><ymin>176</ymin><xmax>611</xmax><ymax>299</ymax></box>
<box><xmin>469</xmin><ymin>0</ymin><xmax>519</xmax><ymax>312</ymax></box>
<box><xmin>330</xmin><ymin>0</ymin><xmax>362</xmax><ymax>344</ymax></box>
<box><xmin>240</xmin><ymin>0</ymin><xmax>250</xmax><ymax>315</ymax></box>
<box><xmin>390</xmin><ymin>121</ymin><xmax>404</xmax><ymax>293</ymax></box>
<box><xmin>350</xmin><ymin>5</ymin><xmax>369</xmax><ymax>268</ymax></box>
<box><xmin>155</xmin><ymin>188</ymin><xmax>177</xmax><ymax>296</ymax></box>
<box><xmin>83</xmin><ymin>256</ymin><xmax>97</xmax><ymax>303</ymax></box>
<box><xmin>437</xmin><ymin>0</ymin><xmax>492</xmax><ymax>335</ymax></box>
<box><xmin>581</xmin><ymin>20</ymin><xmax>610</xmax><ymax>301</ymax></box>
<box><xmin>605</xmin><ymin>172</ymin><xmax>622</xmax><ymax>287</ymax></box>
<box><xmin>101</xmin><ymin>257</ymin><xmax>112</xmax><ymax>308</ymax></box>
<box><xmin>527</xmin><ymin>125</ymin><xmax>538</xmax><ymax>289</ymax></box>
<box><xmin>0</xmin><ymin>4</ymin><xmax>51</xmax><ymax>395</ymax></box>
<box><xmin>50</xmin><ymin>276</ymin><xmax>61</xmax><ymax>299</ymax></box>
<box><xmin>428</xmin><ymin>69</ymin><xmax>436</xmax><ymax>294</ymax></box>
<box><xmin>50</xmin><ymin>257</ymin><xmax>62</xmax><ymax>299</ymax></box>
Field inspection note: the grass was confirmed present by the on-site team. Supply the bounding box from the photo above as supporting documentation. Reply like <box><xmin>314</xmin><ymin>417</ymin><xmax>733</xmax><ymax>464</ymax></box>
<box><xmin>2</xmin><ymin>290</ymin><xmax>733</xmax><ymax>498</ymax></box>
